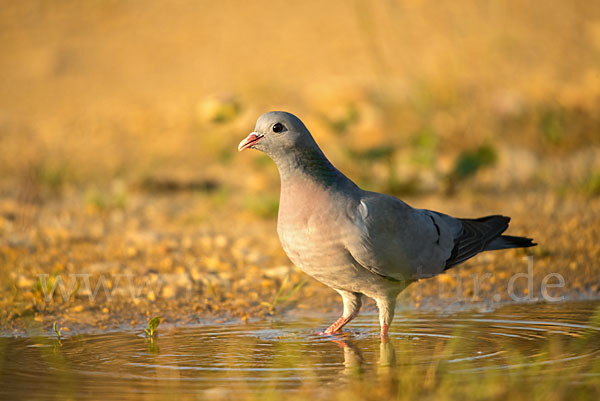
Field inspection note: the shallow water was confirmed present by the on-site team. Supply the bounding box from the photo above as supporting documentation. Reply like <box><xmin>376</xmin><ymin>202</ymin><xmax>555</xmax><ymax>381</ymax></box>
<box><xmin>1</xmin><ymin>301</ymin><xmax>599</xmax><ymax>400</ymax></box>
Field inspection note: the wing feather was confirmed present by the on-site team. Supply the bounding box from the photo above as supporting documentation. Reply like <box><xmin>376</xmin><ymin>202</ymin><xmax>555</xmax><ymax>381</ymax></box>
<box><xmin>343</xmin><ymin>192</ymin><xmax>460</xmax><ymax>280</ymax></box>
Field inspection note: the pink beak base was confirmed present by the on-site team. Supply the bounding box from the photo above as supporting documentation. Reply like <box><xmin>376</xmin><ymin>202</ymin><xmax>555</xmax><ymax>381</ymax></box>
<box><xmin>238</xmin><ymin>132</ymin><xmax>263</xmax><ymax>152</ymax></box>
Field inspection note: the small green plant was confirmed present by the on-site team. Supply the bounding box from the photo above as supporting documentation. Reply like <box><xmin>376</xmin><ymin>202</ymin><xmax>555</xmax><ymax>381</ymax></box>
<box><xmin>262</xmin><ymin>275</ymin><xmax>307</xmax><ymax>312</ymax></box>
<box><xmin>582</xmin><ymin>172</ymin><xmax>600</xmax><ymax>196</ymax></box>
<box><xmin>410</xmin><ymin>128</ymin><xmax>438</xmax><ymax>168</ymax></box>
<box><xmin>53</xmin><ymin>322</ymin><xmax>62</xmax><ymax>345</ymax></box>
<box><xmin>451</xmin><ymin>144</ymin><xmax>497</xmax><ymax>181</ymax></box>
<box><xmin>212</xmin><ymin>100</ymin><xmax>240</xmax><ymax>123</ymax></box>
<box><xmin>34</xmin><ymin>272</ymin><xmax>80</xmax><ymax>301</ymax></box>
<box><xmin>446</xmin><ymin>144</ymin><xmax>498</xmax><ymax>193</ymax></box>
<box><xmin>144</xmin><ymin>317</ymin><xmax>161</xmax><ymax>337</ymax></box>
<box><xmin>539</xmin><ymin>106</ymin><xmax>565</xmax><ymax>144</ymax></box>
<box><xmin>85</xmin><ymin>186</ymin><xmax>127</xmax><ymax>210</ymax></box>
<box><xmin>33</xmin><ymin>272</ymin><xmax>59</xmax><ymax>300</ymax></box>
<box><xmin>198</xmin><ymin>96</ymin><xmax>240</xmax><ymax>124</ymax></box>
<box><xmin>34</xmin><ymin>162</ymin><xmax>68</xmax><ymax>192</ymax></box>
<box><xmin>346</xmin><ymin>145</ymin><xmax>421</xmax><ymax>196</ymax></box>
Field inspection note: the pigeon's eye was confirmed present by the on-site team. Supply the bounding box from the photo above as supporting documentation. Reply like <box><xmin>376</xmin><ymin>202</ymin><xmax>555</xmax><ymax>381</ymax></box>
<box><xmin>272</xmin><ymin>123</ymin><xmax>284</xmax><ymax>133</ymax></box>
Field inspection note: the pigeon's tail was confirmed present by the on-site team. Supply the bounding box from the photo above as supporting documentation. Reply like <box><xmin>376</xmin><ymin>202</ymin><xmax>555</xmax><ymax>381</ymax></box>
<box><xmin>484</xmin><ymin>235</ymin><xmax>536</xmax><ymax>251</ymax></box>
<box><xmin>444</xmin><ymin>215</ymin><xmax>536</xmax><ymax>270</ymax></box>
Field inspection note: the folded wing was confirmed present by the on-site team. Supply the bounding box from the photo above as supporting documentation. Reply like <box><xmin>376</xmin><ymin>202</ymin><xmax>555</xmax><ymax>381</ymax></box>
<box><xmin>343</xmin><ymin>192</ymin><xmax>462</xmax><ymax>281</ymax></box>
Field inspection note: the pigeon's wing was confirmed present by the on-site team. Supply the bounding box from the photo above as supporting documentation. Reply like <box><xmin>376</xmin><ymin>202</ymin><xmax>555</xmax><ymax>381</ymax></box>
<box><xmin>343</xmin><ymin>192</ymin><xmax>462</xmax><ymax>281</ymax></box>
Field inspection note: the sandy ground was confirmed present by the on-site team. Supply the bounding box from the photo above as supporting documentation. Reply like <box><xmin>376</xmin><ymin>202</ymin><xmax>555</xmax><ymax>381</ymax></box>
<box><xmin>1</xmin><ymin>187</ymin><xmax>599</xmax><ymax>335</ymax></box>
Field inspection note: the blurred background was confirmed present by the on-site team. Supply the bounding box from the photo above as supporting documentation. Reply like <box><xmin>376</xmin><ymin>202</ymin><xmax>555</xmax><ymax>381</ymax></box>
<box><xmin>1</xmin><ymin>0</ymin><xmax>600</xmax><ymax>330</ymax></box>
<box><xmin>1</xmin><ymin>0</ymin><xmax>600</xmax><ymax>202</ymax></box>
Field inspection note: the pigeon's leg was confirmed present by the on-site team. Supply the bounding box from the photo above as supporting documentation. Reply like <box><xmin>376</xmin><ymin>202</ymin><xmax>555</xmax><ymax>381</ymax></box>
<box><xmin>376</xmin><ymin>296</ymin><xmax>397</xmax><ymax>339</ymax></box>
<box><xmin>322</xmin><ymin>291</ymin><xmax>362</xmax><ymax>335</ymax></box>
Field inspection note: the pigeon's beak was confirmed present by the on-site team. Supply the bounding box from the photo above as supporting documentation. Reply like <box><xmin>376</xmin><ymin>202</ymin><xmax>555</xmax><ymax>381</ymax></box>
<box><xmin>238</xmin><ymin>132</ymin><xmax>264</xmax><ymax>152</ymax></box>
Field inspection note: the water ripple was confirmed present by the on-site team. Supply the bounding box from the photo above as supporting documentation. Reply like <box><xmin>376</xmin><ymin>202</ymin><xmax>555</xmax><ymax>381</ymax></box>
<box><xmin>1</xmin><ymin>300</ymin><xmax>599</xmax><ymax>400</ymax></box>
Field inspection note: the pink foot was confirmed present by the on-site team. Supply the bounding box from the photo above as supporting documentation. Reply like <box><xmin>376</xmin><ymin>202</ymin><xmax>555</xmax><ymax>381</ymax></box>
<box><xmin>319</xmin><ymin>316</ymin><xmax>349</xmax><ymax>335</ymax></box>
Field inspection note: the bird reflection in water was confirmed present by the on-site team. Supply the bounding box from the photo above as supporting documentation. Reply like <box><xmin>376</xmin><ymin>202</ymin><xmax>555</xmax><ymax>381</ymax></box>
<box><xmin>329</xmin><ymin>336</ymin><xmax>397</xmax><ymax>380</ymax></box>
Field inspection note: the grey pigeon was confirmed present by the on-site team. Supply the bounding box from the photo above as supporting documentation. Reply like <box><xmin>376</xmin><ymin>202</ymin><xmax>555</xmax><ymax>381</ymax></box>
<box><xmin>238</xmin><ymin>111</ymin><xmax>535</xmax><ymax>337</ymax></box>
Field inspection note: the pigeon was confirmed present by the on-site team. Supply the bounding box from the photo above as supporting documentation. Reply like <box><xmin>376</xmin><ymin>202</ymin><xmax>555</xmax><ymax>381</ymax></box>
<box><xmin>238</xmin><ymin>111</ymin><xmax>535</xmax><ymax>338</ymax></box>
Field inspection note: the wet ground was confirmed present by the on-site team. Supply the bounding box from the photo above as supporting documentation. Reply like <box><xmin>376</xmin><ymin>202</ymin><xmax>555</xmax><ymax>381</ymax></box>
<box><xmin>1</xmin><ymin>301</ymin><xmax>599</xmax><ymax>401</ymax></box>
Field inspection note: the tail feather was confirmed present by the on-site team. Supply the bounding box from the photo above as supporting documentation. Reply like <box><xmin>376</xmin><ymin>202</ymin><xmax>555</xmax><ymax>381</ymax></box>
<box><xmin>484</xmin><ymin>235</ymin><xmax>536</xmax><ymax>251</ymax></box>
<box><xmin>444</xmin><ymin>215</ymin><xmax>536</xmax><ymax>270</ymax></box>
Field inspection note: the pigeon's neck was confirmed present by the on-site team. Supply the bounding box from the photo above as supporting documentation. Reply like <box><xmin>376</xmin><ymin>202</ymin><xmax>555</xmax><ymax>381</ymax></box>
<box><xmin>272</xmin><ymin>147</ymin><xmax>356</xmax><ymax>191</ymax></box>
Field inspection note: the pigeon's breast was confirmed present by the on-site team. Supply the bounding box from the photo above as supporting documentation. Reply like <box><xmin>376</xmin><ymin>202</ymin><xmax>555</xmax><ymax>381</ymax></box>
<box><xmin>278</xmin><ymin>210</ymin><xmax>347</xmax><ymax>268</ymax></box>
<box><xmin>278</xmin><ymin>181</ymin><xmax>345</xmax><ymax>257</ymax></box>
<box><xmin>277</xmin><ymin>181</ymin><xmax>381</xmax><ymax>292</ymax></box>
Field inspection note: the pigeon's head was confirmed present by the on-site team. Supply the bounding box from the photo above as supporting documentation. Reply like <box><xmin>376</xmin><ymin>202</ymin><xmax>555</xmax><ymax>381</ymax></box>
<box><xmin>238</xmin><ymin>111</ymin><xmax>316</xmax><ymax>158</ymax></box>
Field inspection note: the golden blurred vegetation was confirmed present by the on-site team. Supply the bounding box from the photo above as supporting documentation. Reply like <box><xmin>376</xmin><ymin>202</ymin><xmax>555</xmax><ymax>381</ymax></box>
<box><xmin>0</xmin><ymin>0</ymin><xmax>599</xmax><ymax>201</ymax></box>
